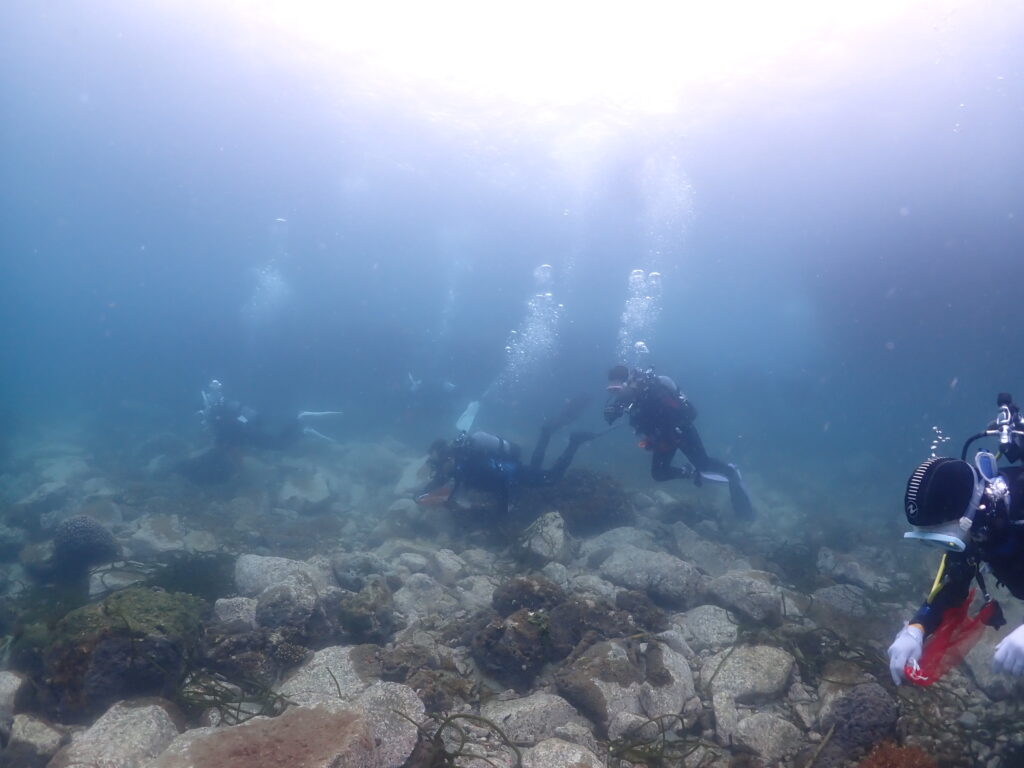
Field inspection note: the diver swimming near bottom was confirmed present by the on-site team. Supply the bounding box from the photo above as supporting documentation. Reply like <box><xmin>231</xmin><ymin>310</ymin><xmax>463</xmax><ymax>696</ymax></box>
<box><xmin>889</xmin><ymin>393</ymin><xmax>1024</xmax><ymax>685</ymax></box>
<box><xmin>603</xmin><ymin>364</ymin><xmax>755</xmax><ymax>519</ymax></box>
<box><xmin>177</xmin><ymin>379</ymin><xmax>343</xmax><ymax>483</ymax></box>
<box><xmin>416</xmin><ymin>394</ymin><xmax>606</xmax><ymax>517</ymax></box>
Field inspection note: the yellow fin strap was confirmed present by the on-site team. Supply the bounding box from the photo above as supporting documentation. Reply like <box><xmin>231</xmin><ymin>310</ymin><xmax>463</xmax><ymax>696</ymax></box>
<box><xmin>926</xmin><ymin>553</ymin><xmax>948</xmax><ymax>604</ymax></box>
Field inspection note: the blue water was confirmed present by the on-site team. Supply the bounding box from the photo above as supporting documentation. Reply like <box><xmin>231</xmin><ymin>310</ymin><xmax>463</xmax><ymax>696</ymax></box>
<box><xmin>2</xmin><ymin>1</ymin><xmax>1023</xmax><ymax>515</ymax></box>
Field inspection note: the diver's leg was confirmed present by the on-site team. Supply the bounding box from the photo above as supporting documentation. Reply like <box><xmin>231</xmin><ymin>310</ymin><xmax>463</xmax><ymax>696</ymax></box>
<box><xmin>529</xmin><ymin>424</ymin><xmax>555</xmax><ymax>471</ymax></box>
<box><xmin>677</xmin><ymin>424</ymin><xmax>754</xmax><ymax>519</ymax></box>
<box><xmin>651</xmin><ymin>446</ymin><xmax>691</xmax><ymax>481</ymax></box>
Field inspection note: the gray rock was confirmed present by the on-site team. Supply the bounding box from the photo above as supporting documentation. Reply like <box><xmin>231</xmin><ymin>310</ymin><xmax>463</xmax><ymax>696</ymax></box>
<box><xmin>673</xmin><ymin>605</ymin><xmax>738</xmax><ymax>652</ymax></box>
<box><xmin>431</xmin><ymin>549</ymin><xmax>466</xmax><ymax>585</ymax></box>
<box><xmin>556</xmin><ymin>639</ymin><xmax>694</xmax><ymax>739</ymax></box>
<box><xmin>255</xmin><ymin>578</ymin><xmax>319</xmax><ymax>630</ymax></box>
<box><xmin>817</xmin><ymin>547</ymin><xmax>891</xmax><ymax>592</ymax></box>
<box><xmin>578</xmin><ymin>527</ymin><xmax>657</xmax><ymax>561</ymax></box>
<box><xmin>393</xmin><ymin>573</ymin><xmax>458</xmax><ymax>622</ymax></box>
<box><xmin>4</xmin><ymin>713</ymin><xmax>66</xmax><ymax>768</ymax></box>
<box><xmin>276</xmin><ymin>646</ymin><xmax>374</xmax><ymax>707</ymax></box>
<box><xmin>344</xmin><ymin>682</ymin><xmax>423</xmax><ymax>768</ymax></box>
<box><xmin>129</xmin><ymin>514</ymin><xmax>187</xmax><ymax>557</ymax></box>
<box><xmin>809</xmin><ymin>583</ymin><xmax>867</xmax><ymax>621</ymax></box>
<box><xmin>597</xmin><ymin>545</ymin><xmax>704</xmax><ymax>608</ymax></box>
<box><xmin>519</xmin><ymin>512</ymin><xmax>573</xmax><ymax>565</ymax></box>
<box><xmin>540</xmin><ymin>562</ymin><xmax>570</xmax><ymax>588</ymax></box>
<box><xmin>457</xmin><ymin>575</ymin><xmax>497</xmax><ymax>613</ymax></box>
<box><xmin>569</xmin><ymin>574</ymin><xmax>619</xmax><ymax>603</ymax></box>
<box><xmin>735</xmin><ymin>712</ymin><xmax>804</xmax><ymax>763</ymax></box>
<box><xmin>235</xmin><ymin>554</ymin><xmax>334</xmax><ymax>597</ymax></box>
<box><xmin>393</xmin><ymin>455</ymin><xmax>429</xmax><ymax>497</ymax></box>
<box><xmin>0</xmin><ymin>671</ymin><xmax>30</xmax><ymax>732</ymax></box>
<box><xmin>522</xmin><ymin>737</ymin><xmax>604</xmax><ymax>768</ymax></box>
<box><xmin>396</xmin><ymin>552</ymin><xmax>430</xmax><ymax>574</ymax></box>
<box><xmin>481</xmin><ymin>692</ymin><xmax>591</xmax><ymax>746</ymax></box>
<box><xmin>705</xmin><ymin>570</ymin><xmax>782</xmax><ymax>625</ymax></box>
<box><xmin>150</xmin><ymin>705</ymin><xmax>379</xmax><ymax>768</ymax></box>
<box><xmin>701</xmin><ymin>645</ymin><xmax>795</xmax><ymax>701</ymax></box>
<box><xmin>278</xmin><ymin>467</ymin><xmax>332</xmax><ymax>508</ymax></box>
<box><xmin>48</xmin><ymin>699</ymin><xmax>179</xmax><ymax>768</ymax></box>
<box><xmin>212</xmin><ymin>597</ymin><xmax>257</xmax><ymax>633</ymax></box>
<box><xmin>88</xmin><ymin>568</ymin><xmax>147</xmax><ymax>599</ymax></box>
<box><xmin>670</xmin><ymin>523</ymin><xmax>750</xmax><ymax>577</ymax></box>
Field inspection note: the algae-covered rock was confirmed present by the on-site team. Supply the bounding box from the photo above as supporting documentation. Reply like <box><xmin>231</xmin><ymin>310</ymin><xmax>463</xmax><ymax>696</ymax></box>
<box><xmin>41</xmin><ymin>587</ymin><xmax>206</xmax><ymax>720</ymax></box>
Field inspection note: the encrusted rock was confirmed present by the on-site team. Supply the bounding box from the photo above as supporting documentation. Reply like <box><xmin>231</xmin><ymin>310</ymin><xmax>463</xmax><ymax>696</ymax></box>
<box><xmin>481</xmin><ymin>692</ymin><xmax>591</xmax><ymax>746</ymax></box>
<box><xmin>492</xmin><ymin>576</ymin><xmax>566</xmax><ymax>617</ymax></box>
<box><xmin>816</xmin><ymin>683</ymin><xmax>898</xmax><ymax>766</ymax></box>
<box><xmin>48</xmin><ymin>699</ymin><xmax>180</xmax><ymax>768</ymax></box>
<box><xmin>42</xmin><ymin>588</ymin><xmax>205</xmax><ymax>719</ymax></box>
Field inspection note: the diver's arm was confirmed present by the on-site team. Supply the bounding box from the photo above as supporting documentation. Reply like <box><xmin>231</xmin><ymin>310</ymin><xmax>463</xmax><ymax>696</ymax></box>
<box><xmin>909</xmin><ymin>555</ymin><xmax>974</xmax><ymax>635</ymax></box>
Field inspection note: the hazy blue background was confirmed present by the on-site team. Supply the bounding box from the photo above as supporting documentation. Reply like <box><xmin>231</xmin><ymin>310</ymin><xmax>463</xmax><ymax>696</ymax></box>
<box><xmin>2</xmin><ymin>1</ymin><xmax>1023</xmax><ymax>511</ymax></box>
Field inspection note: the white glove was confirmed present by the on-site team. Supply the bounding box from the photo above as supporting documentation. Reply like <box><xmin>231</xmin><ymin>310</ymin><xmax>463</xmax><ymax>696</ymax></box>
<box><xmin>993</xmin><ymin>624</ymin><xmax>1024</xmax><ymax>677</ymax></box>
<box><xmin>888</xmin><ymin>624</ymin><xmax>924</xmax><ymax>685</ymax></box>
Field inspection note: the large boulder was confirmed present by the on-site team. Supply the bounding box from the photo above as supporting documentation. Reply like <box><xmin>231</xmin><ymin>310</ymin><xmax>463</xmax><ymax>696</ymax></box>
<box><xmin>41</xmin><ymin>588</ymin><xmax>205</xmax><ymax>720</ymax></box>
<box><xmin>705</xmin><ymin>570</ymin><xmax>783</xmax><ymax>625</ymax></box>
<box><xmin>48</xmin><ymin>699</ymin><xmax>180</xmax><ymax>768</ymax></box>
<box><xmin>670</xmin><ymin>523</ymin><xmax>751</xmax><ymax>577</ymax></box>
<box><xmin>555</xmin><ymin>639</ymin><xmax>695</xmax><ymax>739</ymax></box>
<box><xmin>596</xmin><ymin>545</ymin><xmax>704</xmax><ymax>608</ymax></box>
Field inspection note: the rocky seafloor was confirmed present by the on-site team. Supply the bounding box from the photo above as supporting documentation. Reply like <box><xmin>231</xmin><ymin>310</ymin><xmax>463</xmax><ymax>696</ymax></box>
<box><xmin>0</xmin><ymin>429</ymin><xmax>1022</xmax><ymax>768</ymax></box>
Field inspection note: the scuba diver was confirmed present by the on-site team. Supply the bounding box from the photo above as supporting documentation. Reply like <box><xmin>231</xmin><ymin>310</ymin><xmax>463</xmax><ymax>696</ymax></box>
<box><xmin>603</xmin><ymin>365</ymin><xmax>755</xmax><ymax>519</ymax></box>
<box><xmin>889</xmin><ymin>393</ymin><xmax>1024</xmax><ymax>685</ymax></box>
<box><xmin>416</xmin><ymin>394</ymin><xmax>602</xmax><ymax>517</ymax></box>
<box><xmin>178</xmin><ymin>380</ymin><xmax>342</xmax><ymax>483</ymax></box>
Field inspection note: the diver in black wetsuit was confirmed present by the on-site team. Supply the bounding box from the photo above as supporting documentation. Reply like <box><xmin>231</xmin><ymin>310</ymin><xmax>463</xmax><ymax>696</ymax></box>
<box><xmin>889</xmin><ymin>395</ymin><xmax>1024</xmax><ymax>684</ymax></box>
<box><xmin>603</xmin><ymin>365</ymin><xmax>754</xmax><ymax>519</ymax></box>
<box><xmin>179</xmin><ymin>380</ymin><xmax>341</xmax><ymax>483</ymax></box>
<box><xmin>418</xmin><ymin>395</ymin><xmax>600</xmax><ymax>516</ymax></box>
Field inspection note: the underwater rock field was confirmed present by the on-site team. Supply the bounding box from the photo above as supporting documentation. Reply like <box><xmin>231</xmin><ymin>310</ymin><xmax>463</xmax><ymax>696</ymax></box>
<box><xmin>0</xmin><ymin>432</ymin><xmax>1022</xmax><ymax>768</ymax></box>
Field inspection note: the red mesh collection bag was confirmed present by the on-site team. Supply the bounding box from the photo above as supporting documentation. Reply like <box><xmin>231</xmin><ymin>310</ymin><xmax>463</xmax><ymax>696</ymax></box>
<box><xmin>905</xmin><ymin>589</ymin><xmax>1000</xmax><ymax>686</ymax></box>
